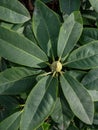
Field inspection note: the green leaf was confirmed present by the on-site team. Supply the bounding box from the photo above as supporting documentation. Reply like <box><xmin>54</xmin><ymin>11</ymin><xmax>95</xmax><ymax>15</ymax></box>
<box><xmin>82</xmin><ymin>10</ymin><xmax>97</xmax><ymax>26</ymax></box>
<box><xmin>93</xmin><ymin>103</ymin><xmax>98</xmax><ymax>125</ymax></box>
<box><xmin>67</xmin><ymin>70</ymin><xmax>86</xmax><ymax>81</ymax></box>
<box><xmin>20</xmin><ymin>76</ymin><xmax>58</xmax><ymax>130</ymax></box>
<box><xmin>80</xmin><ymin>28</ymin><xmax>98</xmax><ymax>45</ymax></box>
<box><xmin>13</xmin><ymin>25</ymin><xmax>24</xmax><ymax>34</ymax></box>
<box><xmin>88</xmin><ymin>90</ymin><xmax>98</xmax><ymax>102</ymax></box>
<box><xmin>82</xmin><ymin>68</ymin><xmax>98</xmax><ymax>90</ymax></box>
<box><xmin>66</xmin><ymin>41</ymin><xmax>98</xmax><ymax>69</ymax></box>
<box><xmin>51</xmin><ymin>97</ymin><xmax>73</xmax><ymax>129</ymax></box>
<box><xmin>0</xmin><ymin>96</ymin><xmax>19</xmax><ymax>122</ymax></box>
<box><xmin>59</xmin><ymin>0</ymin><xmax>80</xmax><ymax>15</ymax></box>
<box><xmin>0</xmin><ymin>22</ymin><xmax>14</xmax><ymax>29</ymax></box>
<box><xmin>42</xmin><ymin>122</ymin><xmax>50</xmax><ymax>130</ymax></box>
<box><xmin>93</xmin><ymin>113</ymin><xmax>98</xmax><ymax>125</ymax></box>
<box><xmin>57</xmin><ymin>11</ymin><xmax>83</xmax><ymax>61</ymax></box>
<box><xmin>0</xmin><ymin>111</ymin><xmax>21</xmax><ymax>130</ymax></box>
<box><xmin>24</xmin><ymin>23</ymin><xmax>37</xmax><ymax>44</ymax></box>
<box><xmin>0</xmin><ymin>0</ymin><xmax>30</xmax><ymax>23</ymax></box>
<box><xmin>0</xmin><ymin>22</ymin><xmax>24</xmax><ymax>34</ymax></box>
<box><xmin>0</xmin><ymin>67</ymin><xmax>40</xmax><ymax>95</ymax></box>
<box><xmin>60</xmin><ymin>73</ymin><xmax>94</xmax><ymax>124</ymax></box>
<box><xmin>51</xmin><ymin>93</ymin><xmax>73</xmax><ymax>129</ymax></box>
<box><xmin>89</xmin><ymin>0</ymin><xmax>98</xmax><ymax>13</ymax></box>
<box><xmin>33</xmin><ymin>0</ymin><xmax>61</xmax><ymax>57</ymax></box>
<box><xmin>0</xmin><ymin>26</ymin><xmax>48</xmax><ymax>68</ymax></box>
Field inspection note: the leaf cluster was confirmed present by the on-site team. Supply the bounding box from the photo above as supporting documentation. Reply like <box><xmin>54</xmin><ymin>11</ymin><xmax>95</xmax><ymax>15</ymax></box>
<box><xmin>0</xmin><ymin>0</ymin><xmax>98</xmax><ymax>130</ymax></box>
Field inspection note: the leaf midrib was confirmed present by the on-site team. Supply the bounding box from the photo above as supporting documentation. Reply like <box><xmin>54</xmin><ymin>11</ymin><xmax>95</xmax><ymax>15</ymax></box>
<box><xmin>59</xmin><ymin>21</ymin><xmax>77</xmax><ymax>57</ymax></box>
<box><xmin>66</xmin><ymin>53</ymin><xmax>98</xmax><ymax>65</ymax></box>
<box><xmin>38</xmin><ymin>6</ymin><xmax>55</xmax><ymax>57</ymax></box>
<box><xmin>0</xmin><ymin>74</ymin><xmax>34</xmax><ymax>87</ymax></box>
<box><xmin>0</xmin><ymin>39</ymin><xmax>44</xmax><ymax>63</ymax></box>
<box><xmin>83</xmin><ymin>76</ymin><xmax>98</xmax><ymax>86</ymax></box>
<box><xmin>62</xmin><ymin>75</ymin><xmax>91</xmax><ymax>123</ymax></box>
<box><xmin>27</xmin><ymin>77</ymin><xmax>54</xmax><ymax>129</ymax></box>
<box><xmin>0</xmin><ymin>2</ymin><xmax>29</xmax><ymax>18</ymax></box>
<box><xmin>4</xmin><ymin>112</ymin><xmax>21</xmax><ymax>130</ymax></box>
<box><xmin>31</xmin><ymin>77</ymin><xmax>52</xmax><ymax>116</ymax></box>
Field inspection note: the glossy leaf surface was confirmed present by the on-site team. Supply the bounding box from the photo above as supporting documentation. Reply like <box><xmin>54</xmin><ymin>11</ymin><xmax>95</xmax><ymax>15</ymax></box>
<box><xmin>89</xmin><ymin>0</ymin><xmax>98</xmax><ymax>13</ymax></box>
<box><xmin>0</xmin><ymin>111</ymin><xmax>21</xmax><ymax>130</ymax></box>
<box><xmin>67</xmin><ymin>70</ymin><xmax>86</xmax><ymax>81</ymax></box>
<box><xmin>51</xmin><ymin>97</ymin><xmax>73</xmax><ymax>129</ymax></box>
<box><xmin>0</xmin><ymin>67</ymin><xmax>40</xmax><ymax>94</ymax></box>
<box><xmin>80</xmin><ymin>28</ymin><xmax>98</xmax><ymax>45</ymax></box>
<box><xmin>66</xmin><ymin>41</ymin><xmax>98</xmax><ymax>69</ymax></box>
<box><xmin>59</xmin><ymin>0</ymin><xmax>80</xmax><ymax>14</ymax></box>
<box><xmin>60</xmin><ymin>73</ymin><xmax>94</xmax><ymax>124</ymax></box>
<box><xmin>20</xmin><ymin>76</ymin><xmax>58</xmax><ymax>130</ymax></box>
<box><xmin>57</xmin><ymin>11</ymin><xmax>83</xmax><ymax>60</ymax></box>
<box><xmin>0</xmin><ymin>26</ymin><xmax>48</xmax><ymax>68</ymax></box>
<box><xmin>33</xmin><ymin>0</ymin><xmax>61</xmax><ymax>56</ymax></box>
<box><xmin>0</xmin><ymin>0</ymin><xmax>30</xmax><ymax>23</ymax></box>
<box><xmin>82</xmin><ymin>68</ymin><xmax>98</xmax><ymax>90</ymax></box>
<box><xmin>88</xmin><ymin>90</ymin><xmax>98</xmax><ymax>102</ymax></box>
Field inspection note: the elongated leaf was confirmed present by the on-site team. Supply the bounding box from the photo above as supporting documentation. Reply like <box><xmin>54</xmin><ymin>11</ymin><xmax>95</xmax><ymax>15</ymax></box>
<box><xmin>0</xmin><ymin>0</ymin><xmax>30</xmax><ymax>23</ymax></box>
<box><xmin>82</xmin><ymin>68</ymin><xmax>98</xmax><ymax>90</ymax></box>
<box><xmin>60</xmin><ymin>96</ymin><xmax>74</xmax><ymax>129</ymax></box>
<box><xmin>0</xmin><ymin>111</ymin><xmax>21</xmax><ymax>130</ymax></box>
<box><xmin>51</xmin><ymin>97</ymin><xmax>73</xmax><ymax>130</ymax></box>
<box><xmin>0</xmin><ymin>67</ymin><xmax>40</xmax><ymax>94</ymax></box>
<box><xmin>0</xmin><ymin>26</ymin><xmax>48</xmax><ymax>68</ymax></box>
<box><xmin>60</xmin><ymin>73</ymin><xmax>94</xmax><ymax>124</ymax></box>
<box><xmin>57</xmin><ymin>11</ymin><xmax>83</xmax><ymax>61</ymax></box>
<box><xmin>0</xmin><ymin>96</ymin><xmax>19</xmax><ymax>122</ymax></box>
<box><xmin>20</xmin><ymin>76</ymin><xmax>58</xmax><ymax>130</ymax></box>
<box><xmin>89</xmin><ymin>0</ymin><xmax>98</xmax><ymax>13</ymax></box>
<box><xmin>59</xmin><ymin>0</ymin><xmax>80</xmax><ymax>15</ymax></box>
<box><xmin>33</xmin><ymin>0</ymin><xmax>61</xmax><ymax>56</ymax></box>
<box><xmin>66</xmin><ymin>41</ymin><xmax>98</xmax><ymax>69</ymax></box>
<box><xmin>80</xmin><ymin>28</ymin><xmax>98</xmax><ymax>45</ymax></box>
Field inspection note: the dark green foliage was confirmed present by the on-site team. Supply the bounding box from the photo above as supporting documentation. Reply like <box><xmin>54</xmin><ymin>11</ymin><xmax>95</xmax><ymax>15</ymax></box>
<box><xmin>0</xmin><ymin>0</ymin><xmax>98</xmax><ymax>130</ymax></box>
